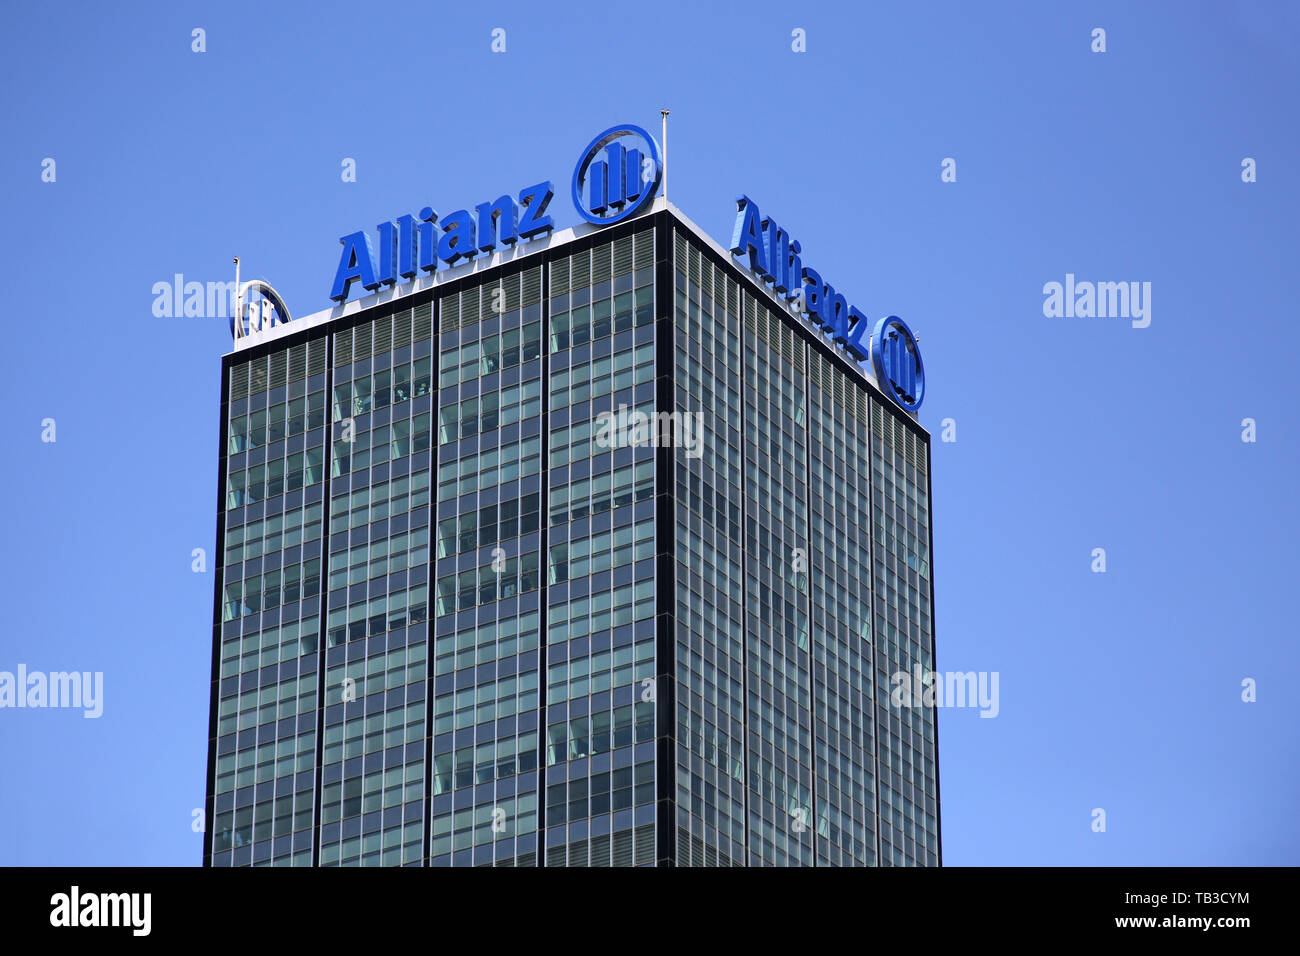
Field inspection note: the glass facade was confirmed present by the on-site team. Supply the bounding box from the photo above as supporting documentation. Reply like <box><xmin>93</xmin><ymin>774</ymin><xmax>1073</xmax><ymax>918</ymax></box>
<box><xmin>667</xmin><ymin>227</ymin><xmax>939</xmax><ymax>866</ymax></box>
<box><xmin>210</xmin><ymin>342</ymin><xmax>329</xmax><ymax>866</ymax></box>
<box><xmin>541</xmin><ymin>231</ymin><xmax>659</xmax><ymax>867</ymax></box>
<box><xmin>318</xmin><ymin>305</ymin><xmax>434</xmax><ymax>867</ymax></box>
<box><xmin>206</xmin><ymin>208</ymin><xmax>938</xmax><ymax>866</ymax></box>
<box><xmin>430</xmin><ymin>270</ymin><xmax>545</xmax><ymax>867</ymax></box>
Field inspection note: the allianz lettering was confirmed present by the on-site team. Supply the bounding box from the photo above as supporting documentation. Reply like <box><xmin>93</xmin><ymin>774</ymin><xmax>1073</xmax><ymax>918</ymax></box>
<box><xmin>730</xmin><ymin>195</ymin><xmax>924</xmax><ymax>412</ymax></box>
<box><xmin>330</xmin><ymin>182</ymin><xmax>554</xmax><ymax>303</ymax></box>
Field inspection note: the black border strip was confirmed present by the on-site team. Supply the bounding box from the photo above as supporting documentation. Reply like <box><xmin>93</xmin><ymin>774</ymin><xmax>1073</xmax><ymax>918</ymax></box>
<box><xmin>536</xmin><ymin>254</ymin><xmax>549</xmax><ymax>866</ymax></box>
<box><xmin>652</xmin><ymin>211</ymin><xmax>677</xmax><ymax>867</ymax></box>
<box><xmin>801</xmin><ymin>344</ymin><xmax>817</xmax><ymax>865</ymax></box>
<box><xmin>308</xmin><ymin>333</ymin><xmax>335</xmax><ymax>866</ymax></box>
<box><xmin>926</xmin><ymin>436</ymin><xmax>942</xmax><ymax>866</ymax></box>
<box><xmin>420</xmin><ymin>298</ymin><xmax>440</xmax><ymax>867</ymax></box>
<box><xmin>202</xmin><ymin>353</ymin><xmax>229</xmax><ymax>866</ymax></box>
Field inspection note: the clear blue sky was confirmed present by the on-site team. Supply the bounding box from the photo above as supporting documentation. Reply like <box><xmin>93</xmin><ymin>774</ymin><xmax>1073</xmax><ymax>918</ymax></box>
<box><xmin>1</xmin><ymin>0</ymin><xmax>1296</xmax><ymax>866</ymax></box>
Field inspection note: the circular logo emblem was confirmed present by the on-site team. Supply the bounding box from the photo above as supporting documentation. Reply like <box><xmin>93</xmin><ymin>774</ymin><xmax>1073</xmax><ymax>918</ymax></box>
<box><xmin>871</xmin><ymin>316</ymin><xmax>924</xmax><ymax>412</ymax></box>
<box><xmin>231</xmin><ymin>280</ymin><xmax>292</xmax><ymax>341</ymax></box>
<box><xmin>572</xmin><ymin>124</ymin><xmax>662</xmax><ymax>226</ymax></box>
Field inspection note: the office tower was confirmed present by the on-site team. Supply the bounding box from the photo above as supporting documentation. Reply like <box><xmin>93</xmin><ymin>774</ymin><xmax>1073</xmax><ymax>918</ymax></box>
<box><xmin>206</xmin><ymin>190</ymin><xmax>938</xmax><ymax>867</ymax></box>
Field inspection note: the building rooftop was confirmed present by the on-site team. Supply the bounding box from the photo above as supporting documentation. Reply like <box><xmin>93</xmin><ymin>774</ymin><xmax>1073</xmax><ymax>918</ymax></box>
<box><xmin>229</xmin><ymin>197</ymin><xmax>914</xmax><ymax>424</ymax></box>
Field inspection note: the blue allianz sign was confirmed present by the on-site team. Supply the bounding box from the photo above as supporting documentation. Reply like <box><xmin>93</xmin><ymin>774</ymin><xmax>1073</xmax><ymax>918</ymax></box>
<box><xmin>729</xmin><ymin>195</ymin><xmax>924</xmax><ymax>412</ymax></box>
<box><xmin>330</xmin><ymin>182</ymin><xmax>555</xmax><ymax>303</ymax></box>
<box><xmin>572</xmin><ymin>125</ymin><xmax>661</xmax><ymax>225</ymax></box>
<box><xmin>329</xmin><ymin>123</ymin><xmax>665</xmax><ymax>303</ymax></box>
<box><xmin>230</xmin><ymin>280</ymin><xmax>292</xmax><ymax>341</ymax></box>
<box><xmin>871</xmin><ymin>316</ymin><xmax>924</xmax><ymax>412</ymax></box>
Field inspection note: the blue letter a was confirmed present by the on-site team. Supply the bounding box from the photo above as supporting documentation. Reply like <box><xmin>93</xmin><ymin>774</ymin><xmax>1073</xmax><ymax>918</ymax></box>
<box><xmin>729</xmin><ymin>195</ymin><xmax>768</xmax><ymax>277</ymax></box>
<box><xmin>331</xmin><ymin>232</ymin><xmax>380</xmax><ymax>302</ymax></box>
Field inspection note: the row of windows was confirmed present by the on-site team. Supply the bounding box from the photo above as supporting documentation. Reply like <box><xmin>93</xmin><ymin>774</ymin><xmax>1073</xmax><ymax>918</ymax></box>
<box><xmin>545</xmin><ymin>643</ymin><xmax>655</xmax><ymax>705</ymax></box>
<box><xmin>547</xmin><ymin>256</ymin><xmax>658</xmax><ymax>875</ymax></box>
<box><xmin>546</xmin><ymin>760</ymin><xmax>655</xmax><ymax>825</ymax></box>
<box><xmin>546</xmin><ymin>587</ymin><xmax>655</xmax><ymax>644</ymax></box>
<box><xmin>435</xmin><ymin>493</ymin><xmax>542</xmax><ymax>557</ymax></box>
<box><xmin>547</xmin><ymin>403</ymin><xmax>653</xmax><ymax>470</ymax></box>
<box><xmin>878</xmin><ymin>485</ymin><xmax>927</xmax><ymax>533</ymax></box>
<box><xmin>434</xmin><ymin>731</ymin><xmax>541</xmax><ymax>791</ymax></box>
<box><xmin>679</xmin><ymin>525</ymin><xmax>742</xmax><ymax>597</ymax></box>
<box><xmin>325</xmin><ymin>585</ymin><xmax>429</xmax><ymax>646</ymax></box>
<box><xmin>544</xmin><ymin>823</ymin><xmax>654</xmax><ymax>868</ymax></box>
<box><xmin>737</xmin><ymin>312</ymin><xmax>812</xmax><ymax>869</ymax></box>
<box><xmin>549</xmin><ymin>286</ymin><xmax>654</xmax><ymax>352</ymax></box>
<box><xmin>329</xmin><ymin>469</ymin><xmax>432</xmax><ymax>532</ymax></box>
<box><xmin>675</xmin><ymin>820</ymin><xmax>745</xmax><ymax>868</ymax></box>
<box><xmin>874</xmin><ymin>523</ymin><xmax>930</xmax><ymax>581</ymax></box>
<box><xmin>806</xmin><ymin>385</ymin><xmax>878</xmax><ymax>850</ymax></box>
<box><xmin>675</xmin><ymin>571</ymin><xmax>744</xmax><ymax>656</ymax></box>
<box><xmin>332</xmin><ymin>357</ymin><xmax>433</xmax><ymax>419</ymax></box>
<box><xmin>436</xmin><ymin>435</ymin><xmax>542</xmax><ymax>501</ymax></box>
<box><xmin>678</xmin><ymin>294</ymin><xmax>741</xmax><ymax>365</ymax></box>
<box><xmin>216</xmin><ymin>676</ymin><xmax>317</xmax><ymax>741</ymax></box>
<box><xmin>229</xmin><ymin>390</ymin><xmax>328</xmax><ymax>453</ymax></box>
<box><xmin>870</xmin><ymin>443</ymin><xmax>939</xmax><ymax>864</ymax></box>
<box><xmin>214</xmin><ymin>729</ymin><xmax>317</xmax><ymax>795</ymax></box>
<box><xmin>322</xmin><ymin>705</ymin><xmax>425</xmax><ymax>770</ymax></box>
<box><xmin>322</xmin><ymin>760</ymin><xmax>424</xmax><ymax>822</ymax></box>
<box><xmin>670</xmin><ymin>261</ymin><xmax>748</xmax><ymax>866</ymax></box>
<box><xmin>873</xmin><ymin>790</ymin><xmax>935</xmax><ymax>832</ymax></box>
<box><xmin>225</xmin><ymin>501</ymin><xmax>324</xmax><ymax>564</ymax></box>
<box><xmin>441</xmin><ymin>288</ymin><xmax>539</xmax><ymax>342</ymax></box>
<box><xmin>677</xmin><ymin>642</ymin><xmax>744</xmax><ymax>717</ymax></box>
<box><xmin>324</xmin><ymin>645</ymin><xmax>427</xmax><ymax>707</ymax></box>
<box><xmin>223</xmin><ymin>558</ymin><xmax>322</xmax><ymax>620</ymax></box>
<box><xmin>327</xmin><ymin>527</ymin><xmax>430</xmax><ymax>590</ymax></box>
<box><xmin>438</xmin><ymin>377</ymin><xmax>542</xmax><ymax>443</ymax></box>
<box><xmin>321</xmin><ymin>823</ymin><xmax>424</xmax><ymax>867</ymax></box>
<box><xmin>227</xmin><ymin>449</ymin><xmax>326</xmax><ymax>509</ymax></box>
<box><xmin>432</xmin><ymin>669</ymin><xmax>540</xmax><ymax>733</ymax></box>
<box><xmin>548</xmin><ymin>702</ymin><xmax>660</xmax><ymax>764</ymax></box>
<box><xmin>331</xmin><ymin>414</ymin><xmax>432</xmax><ymax>475</ymax></box>
<box><xmin>434</xmin><ymin>551</ymin><xmax>541</xmax><ymax>614</ymax></box>
<box><xmin>678</xmin><ymin>707</ymin><xmax>745</xmax><ymax>783</ymax></box>
<box><xmin>219</xmin><ymin>617</ymin><xmax>321</xmax><ymax>679</ymax></box>
<box><xmin>432</xmin><ymin>609</ymin><xmax>541</xmax><ymax>675</ymax></box>
<box><xmin>740</xmin><ymin>349</ymin><xmax>805</xmax><ymax>415</ymax></box>
<box><xmin>438</xmin><ymin>322</ymin><xmax>543</xmax><ymax>387</ymax></box>
<box><xmin>430</xmin><ymin>793</ymin><xmax>539</xmax><ymax>853</ymax></box>
<box><xmin>676</xmin><ymin>342</ymin><xmax>741</xmax><ymax>414</ymax></box>
<box><xmin>675</xmin><ymin>778</ymin><xmax>746</xmax><ymax>853</ymax></box>
<box><xmin>874</xmin><ymin>458</ymin><xmax>927</xmax><ymax>509</ymax></box>
<box><xmin>547</xmin><ymin>461</ymin><xmax>653</xmax><ymax>527</ymax></box>
<box><xmin>550</xmin><ymin>263</ymin><xmax>653</xmax><ymax>317</ymax></box>
<box><xmin>212</xmin><ymin>799</ymin><xmax>312</xmax><ymax>852</ymax></box>
<box><xmin>213</xmin><ymin>779</ymin><xmax>315</xmax><ymax>850</ymax></box>
<box><xmin>547</xmin><ymin>520</ymin><xmax>655</xmax><ymax>584</ymax></box>
<box><xmin>549</xmin><ymin>342</ymin><xmax>654</xmax><ymax>410</ymax></box>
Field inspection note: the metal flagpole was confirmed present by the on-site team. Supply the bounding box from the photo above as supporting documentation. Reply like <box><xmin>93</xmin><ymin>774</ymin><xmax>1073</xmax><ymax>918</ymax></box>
<box><xmin>660</xmin><ymin>109</ymin><xmax>669</xmax><ymax>204</ymax></box>
<box><xmin>233</xmin><ymin>257</ymin><xmax>242</xmax><ymax>338</ymax></box>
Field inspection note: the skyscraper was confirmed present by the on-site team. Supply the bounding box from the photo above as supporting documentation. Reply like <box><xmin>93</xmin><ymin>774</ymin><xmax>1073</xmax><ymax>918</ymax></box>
<box><xmin>205</xmin><ymin>150</ymin><xmax>939</xmax><ymax>866</ymax></box>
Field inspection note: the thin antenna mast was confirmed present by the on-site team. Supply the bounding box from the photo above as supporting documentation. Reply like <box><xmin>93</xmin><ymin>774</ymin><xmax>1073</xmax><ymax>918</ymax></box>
<box><xmin>660</xmin><ymin>109</ymin><xmax>669</xmax><ymax>204</ymax></box>
<box><xmin>233</xmin><ymin>257</ymin><xmax>242</xmax><ymax>338</ymax></box>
